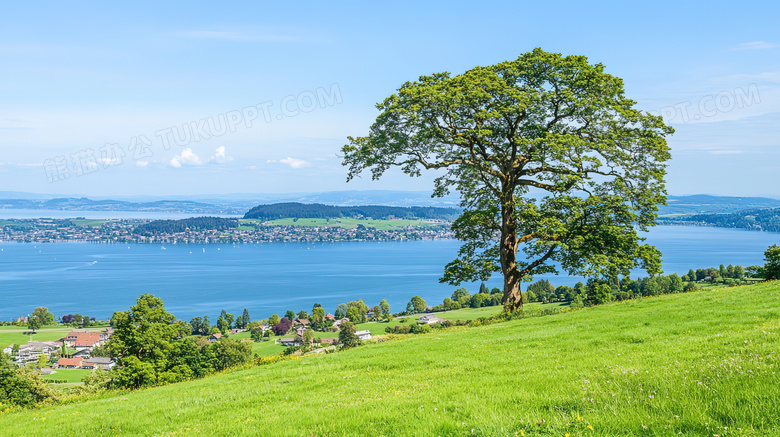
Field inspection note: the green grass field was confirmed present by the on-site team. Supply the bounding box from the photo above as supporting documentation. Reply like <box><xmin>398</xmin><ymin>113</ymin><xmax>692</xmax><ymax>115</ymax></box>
<box><xmin>40</xmin><ymin>368</ymin><xmax>93</xmax><ymax>383</ymax></box>
<box><xmin>70</xmin><ymin>219</ymin><xmax>112</xmax><ymax>227</ymax></box>
<box><xmin>240</xmin><ymin>217</ymin><xmax>440</xmax><ymax>231</ymax></box>
<box><xmin>2</xmin><ymin>283</ymin><xmax>779</xmax><ymax>435</ymax></box>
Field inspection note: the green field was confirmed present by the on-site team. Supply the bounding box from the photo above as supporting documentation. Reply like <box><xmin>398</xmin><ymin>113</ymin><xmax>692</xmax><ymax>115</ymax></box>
<box><xmin>40</xmin><ymin>368</ymin><xmax>93</xmax><ymax>383</ymax></box>
<box><xmin>3</xmin><ymin>282</ymin><xmax>779</xmax><ymax>435</ymax></box>
<box><xmin>70</xmin><ymin>219</ymin><xmax>112</xmax><ymax>227</ymax></box>
<box><xmin>239</xmin><ymin>217</ymin><xmax>441</xmax><ymax>231</ymax></box>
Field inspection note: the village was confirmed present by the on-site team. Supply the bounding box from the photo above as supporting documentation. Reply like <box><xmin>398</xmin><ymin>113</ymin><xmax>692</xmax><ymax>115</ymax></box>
<box><xmin>0</xmin><ymin>218</ymin><xmax>453</xmax><ymax>244</ymax></box>
<box><xmin>2</xmin><ymin>308</ymin><xmax>453</xmax><ymax>380</ymax></box>
<box><xmin>3</xmin><ymin>325</ymin><xmax>116</xmax><ymax>374</ymax></box>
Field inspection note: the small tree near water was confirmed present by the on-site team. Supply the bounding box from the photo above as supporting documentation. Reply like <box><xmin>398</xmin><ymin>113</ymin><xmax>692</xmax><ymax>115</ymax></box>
<box><xmin>338</xmin><ymin>321</ymin><xmax>360</xmax><ymax>349</ymax></box>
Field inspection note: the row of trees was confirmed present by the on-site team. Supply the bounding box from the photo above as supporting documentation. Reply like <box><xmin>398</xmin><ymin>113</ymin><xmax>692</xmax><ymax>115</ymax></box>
<box><xmin>133</xmin><ymin>217</ymin><xmax>239</xmax><ymax>235</ymax></box>
<box><xmin>187</xmin><ymin>309</ymin><xmax>252</xmax><ymax>336</ymax></box>
<box><xmin>681</xmin><ymin>264</ymin><xmax>746</xmax><ymax>283</ymax></box>
<box><xmin>420</xmin><ymin>284</ymin><xmax>504</xmax><ymax>314</ymax></box>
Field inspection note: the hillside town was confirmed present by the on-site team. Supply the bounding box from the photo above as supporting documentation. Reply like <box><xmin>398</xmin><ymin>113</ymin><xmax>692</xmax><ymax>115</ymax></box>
<box><xmin>3</xmin><ymin>328</ymin><xmax>115</xmax><ymax>372</ymax></box>
<box><xmin>0</xmin><ymin>218</ymin><xmax>453</xmax><ymax>243</ymax></box>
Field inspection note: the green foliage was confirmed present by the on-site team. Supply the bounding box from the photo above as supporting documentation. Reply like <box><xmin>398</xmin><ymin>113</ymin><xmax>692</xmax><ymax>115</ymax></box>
<box><xmin>527</xmin><ymin>279</ymin><xmax>556</xmax><ymax>303</ymax></box>
<box><xmin>311</xmin><ymin>307</ymin><xmax>325</xmax><ymax>326</ymax></box>
<box><xmin>334</xmin><ymin>304</ymin><xmax>347</xmax><ymax>319</ymax></box>
<box><xmin>346</xmin><ymin>300</ymin><xmax>369</xmax><ymax>323</ymax></box>
<box><xmin>31</xmin><ymin>307</ymin><xmax>54</xmax><ymax>327</ymax></box>
<box><xmin>238</xmin><ymin>309</ymin><xmax>250</xmax><ymax>329</ymax></box>
<box><xmin>338</xmin><ymin>321</ymin><xmax>360</xmax><ymax>349</ymax></box>
<box><xmin>380</xmin><ymin>299</ymin><xmax>391</xmax><ymax>317</ymax></box>
<box><xmin>451</xmin><ymin>288</ymin><xmax>470</xmax><ymax>302</ymax></box>
<box><xmin>105</xmin><ymin>294</ymin><xmax>252</xmax><ymax>390</ymax></box>
<box><xmin>216</xmin><ymin>316</ymin><xmax>229</xmax><ymax>335</ymax></box>
<box><xmin>587</xmin><ymin>284</ymin><xmax>614</xmax><ymax>306</ymax></box>
<box><xmin>134</xmin><ymin>217</ymin><xmax>238</xmax><ymax>235</ymax></box>
<box><xmin>343</xmin><ymin>48</ymin><xmax>673</xmax><ymax>311</ymax></box>
<box><xmin>268</xmin><ymin>314</ymin><xmax>280</xmax><ymax>326</ymax></box>
<box><xmin>764</xmin><ymin>244</ymin><xmax>780</xmax><ymax>280</ymax></box>
<box><xmin>407</xmin><ymin>296</ymin><xmax>427</xmax><ymax>315</ymax></box>
<box><xmin>189</xmin><ymin>316</ymin><xmax>210</xmax><ymax>336</ymax></box>
<box><xmin>0</xmin><ymin>356</ymin><xmax>59</xmax><ymax>408</ymax></box>
<box><xmin>26</xmin><ymin>317</ymin><xmax>40</xmax><ymax>333</ymax></box>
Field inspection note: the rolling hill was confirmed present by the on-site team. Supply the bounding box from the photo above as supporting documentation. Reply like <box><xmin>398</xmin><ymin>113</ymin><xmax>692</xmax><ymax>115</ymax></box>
<box><xmin>2</xmin><ymin>283</ymin><xmax>778</xmax><ymax>435</ymax></box>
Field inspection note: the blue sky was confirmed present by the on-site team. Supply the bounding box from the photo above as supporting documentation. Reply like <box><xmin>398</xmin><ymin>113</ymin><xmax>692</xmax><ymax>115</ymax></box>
<box><xmin>1</xmin><ymin>1</ymin><xmax>778</xmax><ymax>197</ymax></box>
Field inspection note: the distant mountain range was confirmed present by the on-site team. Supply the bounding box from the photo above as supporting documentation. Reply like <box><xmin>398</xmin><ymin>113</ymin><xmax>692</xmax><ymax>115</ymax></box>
<box><xmin>243</xmin><ymin>202</ymin><xmax>460</xmax><ymax>220</ymax></box>
<box><xmin>1</xmin><ymin>191</ymin><xmax>779</xmax><ymax>217</ymax></box>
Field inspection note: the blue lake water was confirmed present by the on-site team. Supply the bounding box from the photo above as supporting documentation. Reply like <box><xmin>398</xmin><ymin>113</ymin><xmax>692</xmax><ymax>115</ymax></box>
<box><xmin>1</xmin><ymin>225</ymin><xmax>778</xmax><ymax>321</ymax></box>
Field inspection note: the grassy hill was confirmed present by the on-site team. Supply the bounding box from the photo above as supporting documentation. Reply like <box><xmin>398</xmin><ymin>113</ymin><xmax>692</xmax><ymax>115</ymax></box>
<box><xmin>2</xmin><ymin>283</ymin><xmax>779</xmax><ymax>436</ymax></box>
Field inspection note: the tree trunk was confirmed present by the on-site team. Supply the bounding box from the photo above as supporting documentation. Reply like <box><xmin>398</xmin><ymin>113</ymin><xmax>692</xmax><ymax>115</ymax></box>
<box><xmin>500</xmin><ymin>193</ymin><xmax>523</xmax><ymax>312</ymax></box>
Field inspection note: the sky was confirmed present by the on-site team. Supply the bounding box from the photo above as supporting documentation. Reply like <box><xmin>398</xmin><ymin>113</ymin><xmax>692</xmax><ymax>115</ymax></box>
<box><xmin>1</xmin><ymin>1</ymin><xmax>779</xmax><ymax>197</ymax></box>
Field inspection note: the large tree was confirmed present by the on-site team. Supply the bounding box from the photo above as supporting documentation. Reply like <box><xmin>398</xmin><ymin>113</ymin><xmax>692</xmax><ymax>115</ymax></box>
<box><xmin>108</xmin><ymin>293</ymin><xmax>188</xmax><ymax>385</ymax></box>
<box><xmin>343</xmin><ymin>48</ymin><xmax>673</xmax><ymax>311</ymax></box>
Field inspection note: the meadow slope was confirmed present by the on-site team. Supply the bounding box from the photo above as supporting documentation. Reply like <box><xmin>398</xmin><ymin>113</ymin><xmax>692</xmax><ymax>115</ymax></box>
<box><xmin>2</xmin><ymin>283</ymin><xmax>779</xmax><ymax>436</ymax></box>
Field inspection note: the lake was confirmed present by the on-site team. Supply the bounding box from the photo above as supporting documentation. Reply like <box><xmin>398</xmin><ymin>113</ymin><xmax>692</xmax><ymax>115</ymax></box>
<box><xmin>1</xmin><ymin>225</ymin><xmax>778</xmax><ymax>321</ymax></box>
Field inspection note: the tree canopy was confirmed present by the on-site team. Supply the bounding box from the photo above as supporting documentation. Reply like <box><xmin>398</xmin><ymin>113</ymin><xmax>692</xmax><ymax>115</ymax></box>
<box><xmin>343</xmin><ymin>48</ymin><xmax>673</xmax><ymax>310</ymax></box>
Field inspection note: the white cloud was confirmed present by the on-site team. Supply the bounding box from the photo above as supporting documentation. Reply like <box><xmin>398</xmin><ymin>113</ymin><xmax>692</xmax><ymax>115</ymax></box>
<box><xmin>169</xmin><ymin>148</ymin><xmax>202</xmax><ymax>168</ymax></box>
<box><xmin>209</xmin><ymin>146</ymin><xmax>233</xmax><ymax>164</ymax></box>
<box><xmin>279</xmin><ymin>157</ymin><xmax>311</xmax><ymax>168</ymax></box>
<box><xmin>98</xmin><ymin>157</ymin><xmax>121</xmax><ymax>166</ymax></box>
<box><xmin>732</xmin><ymin>41</ymin><xmax>780</xmax><ymax>50</ymax></box>
<box><xmin>136</xmin><ymin>161</ymin><xmax>149</xmax><ymax>167</ymax></box>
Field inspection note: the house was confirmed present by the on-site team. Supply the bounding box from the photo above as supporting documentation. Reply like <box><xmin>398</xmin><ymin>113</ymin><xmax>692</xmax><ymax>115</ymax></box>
<box><xmin>229</xmin><ymin>328</ymin><xmax>244</xmax><ymax>335</ymax></box>
<box><xmin>418</xmin><ymin>314</ymin><xmax>447</xmax><ymax>325</ymax></box>
<box><xmin>208</xmin><ymin>333</ymin><xmax>222</xmax><ymax>342</ymax></box>
<box><xmin>325</xmin><ymin>313</ymin><xmax>336</xmax><ymax>322</ymax></box>
<box><xmin>16</xmin><ymin>316</ymin><xmax>28</xmax><ymax>323</ymax></box>
<box><xmin>280</xmin><ymin>337</ymin><xmax>301</xmax><ymax>347</ymax></box>
<box><xmin>295</xmin><ymin>326</ymin><xmax>307</xmax><ymax>337</ymax></box>
<box><xmin>320</xmin><ymin>338</ymin><xmax>338</xmax><ymax>345</ymax></box>
<box><xmin>293</xmin><ymin>318</ymin><xmax>310</xmax><ymax>328</ymax></box>
<box><xmin>14</xmin><ymin>341</ymin><xmax>61</xmax><ymax>364</ymax></box>
<box><xmin>99</xmin><ymin>327</ymin><xmax>113</xmax><ymax>342</ymax></box>
<box><xmin>57</xmin><ymin>357</ymin><xmax>83</xmax><ymax>369</ymax></box>
<box><xmin>356</xmin><ymin>330</ymin><xmax>372</xmax><ymax>341</ymax></box>
<box><xmin>333</xmin><ymin>318</ymin><xmax>350</xmax><ymax>328</ymax></box>
<box><xmin>2</xmin><ymin>344</ymin><xmax>13</xmax><ymax>355</ymax></box>
<box><xmin>66</xmin><ymin>331</ymin><xmax>102</xmax><ymax>353</ymax></box>
<box><xmin>81</xmin><ymin>357</ymin><xmax>115</xmax><ymax>370</ymax></box>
